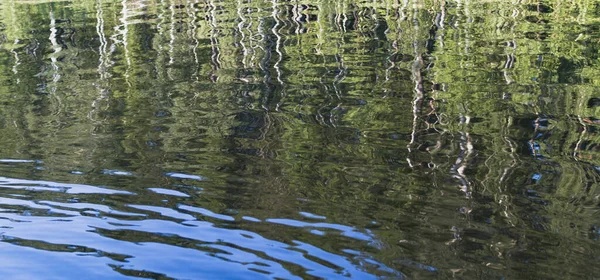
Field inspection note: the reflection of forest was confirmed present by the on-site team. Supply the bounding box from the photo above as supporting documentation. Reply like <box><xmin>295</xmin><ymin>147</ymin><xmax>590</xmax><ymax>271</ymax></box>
<box><xmin>0</xmin><ymin>0</ymin><xmax>599</xmax><ymax>278</ymax></box>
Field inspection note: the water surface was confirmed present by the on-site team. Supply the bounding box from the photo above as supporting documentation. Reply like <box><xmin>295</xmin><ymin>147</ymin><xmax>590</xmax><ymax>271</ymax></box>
<box><xmin>0</xmin><ymin>0</ymin><xmax>599</xmax><ymax>279</ymax></box>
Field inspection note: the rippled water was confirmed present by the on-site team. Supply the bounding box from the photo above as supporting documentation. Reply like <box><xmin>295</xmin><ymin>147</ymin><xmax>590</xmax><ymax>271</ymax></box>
<box><xmin>0</xmin><ymin>0</ymin><xmax>599</xmax><ymax>279</ymax></box>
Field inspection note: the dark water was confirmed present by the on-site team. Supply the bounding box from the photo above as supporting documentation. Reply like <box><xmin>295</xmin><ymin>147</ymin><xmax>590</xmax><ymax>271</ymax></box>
<box><xmin>0</xmin><ymin>0</ymin><xmax>598</xmax><ymax>279</ymax></box>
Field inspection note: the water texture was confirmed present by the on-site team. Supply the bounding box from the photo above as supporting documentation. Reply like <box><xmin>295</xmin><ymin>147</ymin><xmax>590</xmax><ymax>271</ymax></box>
<box><xmin>0</xmin><ymin>0</ymin><xmax>598</xmax><ymax>279</ymax></box>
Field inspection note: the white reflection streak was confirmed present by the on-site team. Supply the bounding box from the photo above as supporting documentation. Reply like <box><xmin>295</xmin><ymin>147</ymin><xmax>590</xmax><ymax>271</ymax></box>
<box><xmin>315</xmin><ymin>2</ymin><xmax>325</xmax><ymax>56</ymax></box>
<box><xmin>454</xmin><ymin>116</ymin><xmax>472</xmax><ymax>198</ymax></box>
<box><xmin>158</xmin><ymin>0</ymin><xmax>166</xmax><ymax>52</ymax></box>
<box><xmin>209</xmin><ymin>0</ymin><xmax>221</xmax><ymax>80</ymax></box>
<box><xmin>272</xmin><ymin>0</ymin><xmax>283</xmax><ymax>88</ymax></box>
<box><xmin>9</xmin><ymin>1</ymin><xmax>20</xmax><ymax>83</ymax></box>
<box><xmin>498</xmin><ymin>117</ymin><xmax>517</xmax><ymax>226</ymax></box>
<box><xmin>333</xmin><ymin>7</ymin><xmax>346</xmax><ymax>101</ymax></box>
<box><xmin>503</xmin><ymin>8</ymin><xmax>517</xmax><ymax>85</ymax></box>
<box><xmin>334</xmin><ymin>2</ymin><xmax>341</xmax><ymax>32</ymax></box>
<box><xmin>463</xmin><ymin>0</ymin><xmax>471</xmax><ymax>54</ymax></box>
<box><xmin>120</xmin><ymin>0</ymin><xmax>131</xmax><ymax>70</ymax></box>
<box><xmin>187</xmin><ymin>0</ymin><xmax>201</xmax><ymax>78</ymax></box>
<box><xmin>90</xmin><ymin>0</ymin><xmax>110</xmax><ymax>121</ymax></box>
<box><xmin>438</xmin><ymin>0</ymin><xmax>446</xmax><ymax>49</ymax></box>
<box><xmin>407</xmin><ymin>0</ymin><xmax>423</xmax><ymax>168</ymax></box>
<box><xmin>292</xmin><ymin>3</ymin><xmax>300</xmax><ymax>34</ymax></box>
<box><xmin>96</xmin><ymin>0</ymin><xmax>108</xmax><ymax>79</ymax></box>
<box><xmin>247</xmin><ymin>4</ymin><xmax>257</xmax><ymax>68</ymax></box>
<box><xmin>49</xmin><ymin>11</ymin><xmax>61</xmax><ymax>87</ymax></box>
<box><xmin>384</xmin><ymin>6</ymin><xmax>395</xmax><ymax>97</ymax></box>
<box><xmin>333</xmin><ymin>53</ymin><xmax>345</xmax><ymax>101</ymax></box>
<box><xmin>257</xmin><ymin>13</ymin><xmax>270</xmax><ymax>111</ymax></box>
<box><xmin>166</xmin><ymin>0</ymin><xmax>177</xmax><ymax>80</ymax></box>
<box><xmin>48</xmin><ymin>9</ymin><xmax>63</xmax><ymax>115</ymax></box>
<box><xmin>237</xmin><ymin>0</ymin><xmax>249</xmax><ymax>69</ymax></box>
<box><xmin>400</xmin><ymin>0</ymin><xmax>409</xmax><ymax>21</ymax></box>
<box><xmin>341</xmin><ymin>3</ymin><xmax>348</xmax><ymax>33</ymax></box>
<box><xmin>169</xmin><ymin>0</ymin><xmax>176</xmax><ymax>65</ymax></box>
<box><xmin>574</xmin><ymin>116</ymin><xmax>587</xmax><ymax>161</ymax></box>
<box><xmin>11</xmin><ymin>40</ymin><xmax>20</xmax><ymax>84</ymax></box>
<box><xmin>503</xmin><ymin>40</ymin><xmax>516</xmax><ymax>85</ymax></box>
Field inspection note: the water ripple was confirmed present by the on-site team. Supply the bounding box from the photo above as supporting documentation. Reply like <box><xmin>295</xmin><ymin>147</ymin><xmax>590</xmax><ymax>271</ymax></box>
<box><xmin>0</xmin><ymin>177</ymin><xmax>134</xmax><ymax>195</ymax></box>
<box><xmin>0</xmin><ymin>199</ymin><xmax>391</xmax><ymax>278</ymax></box>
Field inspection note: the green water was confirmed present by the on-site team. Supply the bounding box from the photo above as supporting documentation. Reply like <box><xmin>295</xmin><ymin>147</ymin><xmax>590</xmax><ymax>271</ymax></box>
<box><xmin>0</xmin><ymin>0</ymin><xmax>598</xmax><ymax>279</ymax></box>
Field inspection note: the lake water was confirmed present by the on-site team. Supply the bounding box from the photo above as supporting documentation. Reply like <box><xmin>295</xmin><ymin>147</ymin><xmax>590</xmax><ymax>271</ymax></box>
<box><xmin>0</xmin><ymin>0</ymin><xmax>598</xmax><ymax>279</ymax></box>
